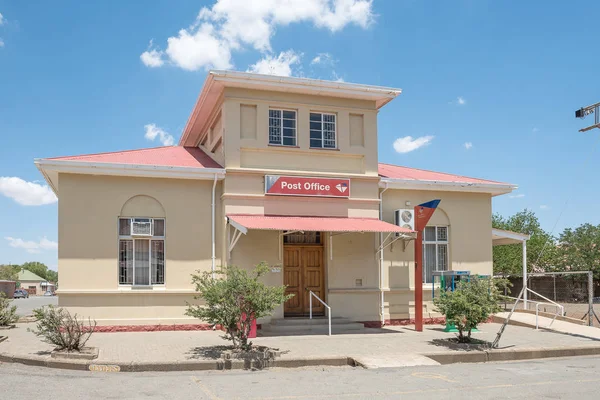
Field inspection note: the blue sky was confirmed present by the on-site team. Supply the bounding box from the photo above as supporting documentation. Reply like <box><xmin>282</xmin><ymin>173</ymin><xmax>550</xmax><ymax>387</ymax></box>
<box><xmin>1</xmin><ymin>0</ymin><xmax>599</xmax><ymax>270</ymax></box>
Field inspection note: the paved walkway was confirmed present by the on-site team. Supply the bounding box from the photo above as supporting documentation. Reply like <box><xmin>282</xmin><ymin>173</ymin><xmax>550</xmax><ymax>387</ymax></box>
<box><xmin>497</xmin><ymin>311</ymin><xmax>600</xmax><ymax>339</ymax></box>
<box><xmin>2</xmin><ymin>320</ymin><xmax>600</xmax><ymax>369</ymax></box>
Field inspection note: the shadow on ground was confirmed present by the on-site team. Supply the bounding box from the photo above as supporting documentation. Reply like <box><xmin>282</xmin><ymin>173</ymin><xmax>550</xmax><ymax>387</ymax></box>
<box><xmin>429</xmin><ymin>338</ymin><xmax>492</xmax><ymax>352</ymax></box>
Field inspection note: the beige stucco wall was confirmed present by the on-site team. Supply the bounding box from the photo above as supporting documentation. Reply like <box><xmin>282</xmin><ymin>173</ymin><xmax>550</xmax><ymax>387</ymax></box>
<box><xmin>57</xmin><ymin>173</ymin><xmax>223</xmax><ymax>324</ymax></box>
<box><xmin>381</xmin><ymin>189</ymin><xmax>493</xmax><ymax>320</ymax></box>
<box><xmin>220</xmin><ymin>88</ymin><xmax>379</xmax><ymax>176</ymax></box>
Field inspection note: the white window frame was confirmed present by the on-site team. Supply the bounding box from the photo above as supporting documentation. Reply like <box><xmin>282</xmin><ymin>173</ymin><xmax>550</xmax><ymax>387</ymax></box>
<box><xmin>310</xmin><ymin>112</ymin><xmax>337</xmax><ymax>149</ymax></box>
<box><xmin>118</xmin><ymin>217</ymin><xmax>165</xmax><ymax>287</ymax></box>
<box><xmin>422</xmin><ymin>225</ymin><xmax>449</xmax><ymax>284</ymax></box>
<box><xmin>269</xmin><ymin>109</ymin><xmax>297</xmax><ymax>146</ymax></box>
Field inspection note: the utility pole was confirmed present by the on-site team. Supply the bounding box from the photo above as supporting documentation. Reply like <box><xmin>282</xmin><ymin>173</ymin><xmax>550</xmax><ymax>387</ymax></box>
<box><xmin>575</xmin><ymin>101</ymin><xmax>600</xmax><ymax>132</ymax></box>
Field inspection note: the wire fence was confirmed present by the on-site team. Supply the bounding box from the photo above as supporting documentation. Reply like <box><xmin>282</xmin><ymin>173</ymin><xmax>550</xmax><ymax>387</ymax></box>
<box><xmin>496</xmin><ymin>271</ymin><xmax>600</xmax><ymax>327</ymax></box>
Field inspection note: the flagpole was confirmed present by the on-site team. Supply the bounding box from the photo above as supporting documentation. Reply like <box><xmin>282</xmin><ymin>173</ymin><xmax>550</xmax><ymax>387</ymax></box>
<box><xmin>415</xmin><ymin>228</ymin><xmax>424</xmax><ymax>332</ymax></box>
<box><xmin>413</xmin><ymin>199</ymin><xmax>441</xmax><ymax>333</ymax></box>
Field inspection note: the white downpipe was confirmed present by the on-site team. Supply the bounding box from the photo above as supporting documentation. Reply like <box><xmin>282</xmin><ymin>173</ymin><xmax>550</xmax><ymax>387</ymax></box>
<box><xmin>211</xmin><ymin>174</ymin><xmax>217</xmax><ymax>279</ymax></box>
<box><xmin>379</xmin><ymin>184</ymin><xmax>389</xmax><ymax>327</ymax></box>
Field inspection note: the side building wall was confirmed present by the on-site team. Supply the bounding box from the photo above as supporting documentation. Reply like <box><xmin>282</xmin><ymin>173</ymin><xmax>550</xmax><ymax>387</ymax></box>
<box><xmin>381</xmin><ymin>189</ymin><xmax>493</xmax><ymax>321</ymax></box>
<box><xmin>57</xmin><ymin>173</ymin><xmax>222</xmax><ymax>325</ymax></box>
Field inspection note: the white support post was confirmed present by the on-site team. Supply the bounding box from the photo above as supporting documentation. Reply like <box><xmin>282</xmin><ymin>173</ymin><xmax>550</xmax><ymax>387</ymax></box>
<box><xmin>522</xmin><ymin>240</ymin><xmax>528</xmax><ymax>309</ymax></box>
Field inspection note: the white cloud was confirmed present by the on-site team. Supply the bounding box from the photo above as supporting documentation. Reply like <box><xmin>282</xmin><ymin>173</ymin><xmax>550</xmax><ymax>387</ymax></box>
<box><xmin>509</xmin><ymin>194</ymin><xmax>525</xmax><ymax>199</ymax></box>
<box><xmin>457</xmin><ymin>96</ymin><xmax>466</xmax><ymax>105</ymax></box>
<box><xmin>0</xmin><ymin>177</ymin><xmax>57</xmax><ymax>206</ymax></box>
<box><xmin>532</xmin><ymin>127</ymin><xmax>539</xmax><ymax>133</ymax></box>
<box><xmin>248</xmin><ymin>50</ymin><xmax>301</xmax><ymax>76</ymax></box>
<box><xmin>464</xmin><ymin>142</ymin><xmax>473</xmax><ymax>150</ymax></box>
<box><xmin>540</xmin><ymin>205</ymin><xmax>550</xmax><ymax>210</ymax></box>
<box><xmin>140</xmin><ymin>40</ymin><xmax>165</xmax><ymax>67</ymax></box>
<box><xmin>0</xmin><ymin>12</ymin><xmax>4</xmax><ymax>25</ymax></box>
<box><xmin>0</xmin><ymin>39</ymin><xmax>4</xmax><ymax>48</ymax></box>
<box><xmin>142</xmin><ymin>0</ymin><xmax>374</xmax><ymax>72</ymax></box>
<box><xmin>393</xmin><ymin>136</ymin><xmax>434</xmax><ymax>154</ymax></box>
<box><xmin>311</xmin><ymin>52</ymin><xmax>334</xmax><ymax>66</ymax></box>
<box><xmin>5</xmin><ymin>236</ymin><xmax>58</xmax><ymax>254</ymax></box>
<box><xmin>165</xmin><ymin>23</ymin><xmax>233</xmax><ymax>71</ymax></box>
<box><xmin>144</xmin><ymin>124</ymin><xmax>175</xmax><ymax>146</ymax></box>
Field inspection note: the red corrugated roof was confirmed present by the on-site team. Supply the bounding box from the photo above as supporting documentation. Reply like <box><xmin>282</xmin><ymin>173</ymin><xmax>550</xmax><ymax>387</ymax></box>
<box><xmin>228</xmin><ymin>214</ymin><xmax>414</xmax><ymax>233</ymax></box>
<box><xmin>46</xmin><ymin>146</ymin><xmax>222</xmax><ymax>169</ymax></box>
<box><xmin>378</xmin><ymin>163</ymin><xmax>507</xmax><ymax>185</ymax></box>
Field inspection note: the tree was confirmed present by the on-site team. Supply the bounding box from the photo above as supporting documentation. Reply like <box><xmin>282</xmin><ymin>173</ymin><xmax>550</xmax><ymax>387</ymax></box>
<box><xmin>46</xmin><ymin>269</ymin><xmax>59</xmax><ymax>283</ymax></box>
<box><xmin>492</xmin><ymin>209</ymin><xmax>557</xmax><ymax>275</ymax></box>
<box><xmin>0</xmin><ymin>293</ymin><xmax>19</xmax><ymax>326</ymax></box>
<box><xmin>186</xmin><ymin>263</ymin><xmax>293</xmax><ymax>350</ymax></box>
<box><xmin>555</xmin><ymin>223</ymin><xmax>600</xmax><ymax>277</ymax></box>
<box><xmin>433</xmin><ymin>277</ymin><xmax>504</xmax><ymax>343</ymax></box>
<box><xmin>21</xmin><ymin>261</ymin><xmax>50</xmax><ymax>281</ymax></box>
<box><xmin>0</xmin><ymin>265</ymin><xmax>20</xmax><ymax>281</ymax></box>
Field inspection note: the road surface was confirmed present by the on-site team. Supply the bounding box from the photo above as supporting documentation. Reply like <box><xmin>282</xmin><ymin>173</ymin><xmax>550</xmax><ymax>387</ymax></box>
<box><xmin>1</xmin><ymin>355</ymin><xmax>600</xmax><ymax>399</ymax></box>
<box><xmin>10</xmin><ymin>296</ymin><xmax>57</xmax><ymax>316</ymax></box>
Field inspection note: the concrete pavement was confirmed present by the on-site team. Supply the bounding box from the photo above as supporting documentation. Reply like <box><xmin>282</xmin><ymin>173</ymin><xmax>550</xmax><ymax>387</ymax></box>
<box><xmin>495</xmin><ymin>311</ymin><xmax>600</xmax><ymax>339</ymax></box>
<box><xmin>3</xmin><ymin>320</ymin><xmax>600</xmax><ymax>370</ymax></box>
<box><xmin>1</xmin><ymin>355</ymin><xmax>600</xmax><ymax>399</ymax></box>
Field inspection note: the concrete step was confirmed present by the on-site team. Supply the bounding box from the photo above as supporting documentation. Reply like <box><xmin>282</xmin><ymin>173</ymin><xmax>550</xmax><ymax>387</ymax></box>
<box><xmin>261</xmin><ymin>321</ymin><xmax>366</xmax><ymax>334</ymax></box>
<box><xmin>269</xmin><ymin>317</ymin><xmax>357</xmax><ymax>327</ymax></box>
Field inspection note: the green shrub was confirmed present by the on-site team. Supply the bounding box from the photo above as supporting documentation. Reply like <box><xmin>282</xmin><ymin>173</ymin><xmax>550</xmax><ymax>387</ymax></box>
<box><xmin>0</xmin><ymin>293</ymin><xmax>18</xmax><ymax>326</ymax></box>
<box><xmin>186</xmin><ymin>262</ymin><xmax>293</xmax><ymax>350</ymax></box>
<box><xmin>433</xmin><ymin>277</ymin><xmax>503</xmax><ymax>343</ymax></box>
<box><xmin>29</xmin><ymin>306</ymin><xmax>96</xmax><ymax>351</ymax></box>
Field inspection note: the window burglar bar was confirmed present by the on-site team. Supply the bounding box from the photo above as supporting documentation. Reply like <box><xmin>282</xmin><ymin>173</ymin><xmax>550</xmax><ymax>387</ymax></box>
<box><xmin>119</xmin><ymin>218</ymin><xmax>165</xmax><ymax>286</ymax></box>
<box><xmin>310</xmin><ymin>112</ymin><xmax>336</xmax><ymax>149</ymax></box>
<box><xmin>269</xmin><ymin>109</ymin><xmax>297</xmax><ymax>146</ymax></box>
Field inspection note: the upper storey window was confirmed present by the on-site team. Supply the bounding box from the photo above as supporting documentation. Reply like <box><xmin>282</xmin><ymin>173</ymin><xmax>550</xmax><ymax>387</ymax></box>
<box><xmin>310</xmin><ymin>113</ymin><xmax>336</xmax><ymax>149</ymax></box>
<box><xmin>269</xmin><ymin>109</ymin><xmax>297</xmax><ymax>146</ymax></box>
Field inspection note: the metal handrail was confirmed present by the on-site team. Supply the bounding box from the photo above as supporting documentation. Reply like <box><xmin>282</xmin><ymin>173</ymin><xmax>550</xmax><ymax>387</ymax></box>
<box><xmin>502</xmin><ymin>289</ymin><xmax>565</xmax><ymax>329</ymax></box>
<box><xmin>309</xmin><ymin>290</ymin><xmax>331</xmax><ymax>336</ymax></box>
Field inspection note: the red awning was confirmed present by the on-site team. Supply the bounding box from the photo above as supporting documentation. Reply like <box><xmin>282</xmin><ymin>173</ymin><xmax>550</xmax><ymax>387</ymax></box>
<box><xmin>227</xmin><ymin>214</ymin><xmax>414</xmax><ymax>234</ymax></box>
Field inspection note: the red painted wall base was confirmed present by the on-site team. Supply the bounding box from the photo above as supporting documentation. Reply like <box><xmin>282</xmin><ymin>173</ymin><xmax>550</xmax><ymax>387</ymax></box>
<box><xmin>361</xmin><ymin>317</ymin><xmax>446</xmax><ymax>329</ymax></box>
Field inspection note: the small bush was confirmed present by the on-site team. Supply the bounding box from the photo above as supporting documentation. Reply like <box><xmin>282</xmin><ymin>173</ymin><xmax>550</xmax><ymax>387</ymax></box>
<box><xmin>28</xmin><ymin>306</ymin><xmax>96</xmax><ymax>351</ymax></box>
<box><xmin>0</xmin><ymin>293</ymin><xmax>18</xmax><ymax>326</ymax></box>
<box><xmin>433</xmin><ymin>277</ymin><xmax>503</xmax><ymax>343</ymax></box>
<box><xmin>186</xmin><ymin>262</ymin><xmax>293</xmax><ymax>350</ymax></box>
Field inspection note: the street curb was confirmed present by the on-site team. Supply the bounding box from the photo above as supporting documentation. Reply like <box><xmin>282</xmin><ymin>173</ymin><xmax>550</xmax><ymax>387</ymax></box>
<box><xmin>424</xmin><ymin>345</ymin><xmax>600</xmax><ymax>365</ymax></box>
<box><xmin>0</xmin><ymin>352</ymin><xmax>353</xmax><ymax>372</ymax></box>
<box><xmin>2</xmin><ymin>346</ymin><xmax>600</xmax><ymax>371</ymax></box>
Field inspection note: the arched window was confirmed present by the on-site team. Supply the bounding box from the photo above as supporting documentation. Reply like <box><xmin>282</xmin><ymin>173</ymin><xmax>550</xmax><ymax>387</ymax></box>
<box><xmin>118</xmin><ymin>196</ymin><xmax>166</xmax><ymax>286</ymax></box>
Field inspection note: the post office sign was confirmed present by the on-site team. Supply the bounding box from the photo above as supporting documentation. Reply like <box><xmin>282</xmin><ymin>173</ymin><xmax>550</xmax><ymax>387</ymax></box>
<box><xmin>265</xmin><ymin>175</ymin><xmax>350</xmax><ymax>198</ymax></box>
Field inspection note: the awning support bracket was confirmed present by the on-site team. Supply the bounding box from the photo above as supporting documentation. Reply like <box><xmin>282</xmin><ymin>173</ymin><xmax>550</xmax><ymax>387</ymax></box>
<box><xmin>227</xmin><ymin>217</ymin><xmax>248</xmax><ymax>259</ymax></box>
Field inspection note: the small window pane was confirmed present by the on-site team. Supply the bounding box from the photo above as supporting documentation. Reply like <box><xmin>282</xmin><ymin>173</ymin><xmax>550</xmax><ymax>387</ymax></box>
<box><xmin>153</xmin><ymin>219</ymin><xmax>165</xmax><ymax>237</ymax></box>
<box><xmin>310</xmin><ymin>139</ymin><xmax>322</xmax><ymax>148</ymax></box>
<box><xmin>134</xmin><ymin>239</ymin><xmax>150</xmax><ymax>286</ymax></box>
<box><xmin>119</xmin><ymin>219</ymin><xmax>131</xmax><ymax>236</ymax></box>
<box><xmin>424</xmin><ymin>226</ymin><xmax>436</xmax><ymax>241</ymax></box>
<box><xmin>424</xmin><ymin>243</ymin><xmax>436</xmax><ymax>283</ymax></box>
<box><xmin>119</xmin><ymin>240</ymin><xmax>133</xmax><ymax>284</ymax></box>
<box><xmin>283</xmin><ymin>118</ymin><xmax>296</xmax><ymax>128</ymax></box>
<box><xmin>438</xmin><ymin>244</ymin><xmax>448</xmax><ymax>271</ymax></box>
<box><xmin>269</xmin><ymin>109</ymin><xmax>281</xmax><ymax>118</ymax></box>
<box><xmin>437</xmin><ymin>227</ymin><xmax>448</xmax><ymax>241</ymax></box>
<box><xmin>151</xmin><ymin>240</ymin><xmax>165</xmax><ymax>284</ymax></box>
<box><xmin>283</xmin><ymin>136</ymin><xmax>295</xmax><ymax>146</ymax></box>
<box><xmin>282</xmin><ymin>110</ymin><xmax>295</xmax><ymax>119</ymax></box>
<box><xmin>310</xmin><ymin>113</ymin><xmax>321</xmax><ymax>122</ymax></box>
<box><xmin>310</xmin><ymin>121</ymin><xmax>322</xmax><ymax>130</ymax></box>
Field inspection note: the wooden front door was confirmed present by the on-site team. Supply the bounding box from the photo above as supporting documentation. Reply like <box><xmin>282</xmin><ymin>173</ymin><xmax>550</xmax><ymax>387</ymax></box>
<box><xmin>283</xmin><ymin>246</ymin><xmax>325</xmax><ymax>317</ymax></box>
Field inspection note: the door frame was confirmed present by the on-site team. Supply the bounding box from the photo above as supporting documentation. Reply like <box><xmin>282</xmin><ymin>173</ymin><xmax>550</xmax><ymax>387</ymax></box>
<box><xmin>282</xmin><ymin>234</ymin><xmax>326</xmax><ymax>318</ymax></box>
